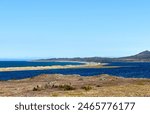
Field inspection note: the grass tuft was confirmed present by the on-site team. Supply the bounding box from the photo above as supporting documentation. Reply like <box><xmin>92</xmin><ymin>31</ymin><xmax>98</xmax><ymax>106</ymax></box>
<box><xmin>81</xmin><ymin>85</ymin><xmax>92</xmax><ymax>91</ymax></box>
<box><xmin>58</xmin><ymin>84</ymin><xmax>76</xmax><ymax>91</ymax></box>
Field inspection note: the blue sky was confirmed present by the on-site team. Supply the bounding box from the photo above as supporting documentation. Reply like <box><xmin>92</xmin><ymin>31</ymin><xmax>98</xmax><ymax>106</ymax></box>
<box><xmin>0</xmin><ymin>0</ymin><xmax>150</xmax><ymax>59</ymax></box>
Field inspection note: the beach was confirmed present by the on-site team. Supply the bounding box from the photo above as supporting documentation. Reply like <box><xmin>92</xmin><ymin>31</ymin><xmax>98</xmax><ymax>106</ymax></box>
<box><xmin>0</xmin><ymin>62</ymin><xmax>117</xmax><ymax>72</ymax></box>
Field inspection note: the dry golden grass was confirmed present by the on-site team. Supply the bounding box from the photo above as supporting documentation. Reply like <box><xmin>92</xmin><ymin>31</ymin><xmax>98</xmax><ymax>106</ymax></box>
<box><xmin>0</xmin><ymin>74</ymin><xmax>150</xmax><ymax>97</ymax></box>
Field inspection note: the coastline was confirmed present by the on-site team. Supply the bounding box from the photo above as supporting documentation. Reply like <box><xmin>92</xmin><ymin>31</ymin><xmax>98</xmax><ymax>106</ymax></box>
<box><xmin>0</xmin><ymin>62</ymin><xmax>116</xmax><ymax>72</ymax></box>
<box><xmin>0</xmin><ymin>61</ymin><xmax>150</xmax><ymax>97</ymax></box>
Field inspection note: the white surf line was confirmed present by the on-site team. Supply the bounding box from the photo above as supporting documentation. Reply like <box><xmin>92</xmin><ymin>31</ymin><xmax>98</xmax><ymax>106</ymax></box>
<box><xmin>0</xmin><ymin>62</ymin><xmax>101</xmax><ymax>72</ymax></box>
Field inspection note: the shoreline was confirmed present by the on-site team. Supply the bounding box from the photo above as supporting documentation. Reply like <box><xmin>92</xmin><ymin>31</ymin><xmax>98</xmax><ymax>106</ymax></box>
<box><xmin>0</xmin><ymin>62</ymin><xmax>114</xmax><ymax>72</ymax></box>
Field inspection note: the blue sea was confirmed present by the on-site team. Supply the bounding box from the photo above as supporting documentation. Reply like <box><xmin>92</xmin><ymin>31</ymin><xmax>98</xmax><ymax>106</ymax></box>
<box><xmin>0</xmin><ymin>61</ymin><xmax>150</xmax><ymax>80</ymax></box>
<box><xmin>0</xmin><ymin>61</ymin><xmax>83</xmax><ymax>68</ymax></box>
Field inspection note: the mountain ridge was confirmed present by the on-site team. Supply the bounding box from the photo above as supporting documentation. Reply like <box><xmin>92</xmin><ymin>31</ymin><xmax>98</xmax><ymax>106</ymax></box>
<box><xmin>37</xmin><ymin>50</ymin><xmax>150</xmax><ymax>62</ymax></box>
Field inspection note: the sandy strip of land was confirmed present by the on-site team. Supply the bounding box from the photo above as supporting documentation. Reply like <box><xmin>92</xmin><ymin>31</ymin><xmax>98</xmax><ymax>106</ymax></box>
<box><xmin>0</xmin><ymin>74</ymin><xmax>150</xmax><ymax>97</ymax></box>
<box><xmin>0</xmin><ymin>62</ymin><xmax>118</xmax><ymax>72</ymax></box>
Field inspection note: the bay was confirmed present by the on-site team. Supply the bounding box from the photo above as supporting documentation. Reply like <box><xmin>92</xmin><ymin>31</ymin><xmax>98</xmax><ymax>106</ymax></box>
<box><xmin>0</xmin><ymin>61</ymin><xmax>150</xmax><ymax>80</ymax></box>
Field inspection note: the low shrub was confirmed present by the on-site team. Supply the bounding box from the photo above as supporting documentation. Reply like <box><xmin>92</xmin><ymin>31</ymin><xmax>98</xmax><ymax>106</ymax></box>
<box><xmin>33</xmin><ymin>85</ymin><xmax>42</xmax><ymax>91</ymax></box>
<box><xmin>81</xmin><ymin>85</ymin><xmax>92</xmax><ymax>91</ymax></box>
<box><xmin>78</xmin><ymin>78</ymin><xmax>84</xmax><ymax>81</ymax></box>
<box><xmin>59</xmin><ymin>84</ymin><xmax>75</xmax><ymax>91</ymax></box>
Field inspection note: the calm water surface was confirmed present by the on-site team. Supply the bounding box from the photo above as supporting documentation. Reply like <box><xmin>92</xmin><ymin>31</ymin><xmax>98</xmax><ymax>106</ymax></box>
<box><xmin>0</xmin><ymin>61</ymin><xmax>150</xmax><ymax>80</ymax></box>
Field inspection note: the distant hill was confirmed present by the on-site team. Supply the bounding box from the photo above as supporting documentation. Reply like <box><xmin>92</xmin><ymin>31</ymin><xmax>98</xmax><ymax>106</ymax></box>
<box><xmin>36</xmin><ymin>50</ymin><xmax>150</xmax><ymax>62</ymax></box>
<box><xmin>119</xmin><ymin>50</ymin><xmax>150</xmax><ymax>62</ymax></box>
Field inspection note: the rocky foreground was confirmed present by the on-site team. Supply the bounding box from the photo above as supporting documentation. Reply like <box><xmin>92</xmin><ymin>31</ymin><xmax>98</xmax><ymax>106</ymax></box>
<box><xmin>0</xmin><ymin>74</ymin><xmax>150</xmax><ymax>97</ymax></box>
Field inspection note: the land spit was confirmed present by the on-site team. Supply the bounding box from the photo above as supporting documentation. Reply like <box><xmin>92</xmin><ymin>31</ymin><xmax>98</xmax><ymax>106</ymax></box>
<box><xmin>0</xmin><ymin>62</ymin><xmax>118</xmax><ymax>72</ymax></box>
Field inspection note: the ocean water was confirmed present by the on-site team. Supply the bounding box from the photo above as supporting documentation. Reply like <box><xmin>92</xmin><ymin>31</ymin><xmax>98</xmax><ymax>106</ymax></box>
<box><xmin>0</xmin><ymin>61</ymin><xmax>150</xmax><ymax>80</ymax></box>
<box><xmin>0</xmin><ymin>61</ymin><xmax>83</xmax><ymax>68</ymax></box>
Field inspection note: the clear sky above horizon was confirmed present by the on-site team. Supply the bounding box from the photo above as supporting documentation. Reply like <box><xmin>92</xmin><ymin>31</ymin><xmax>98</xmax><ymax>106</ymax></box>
<box><xmin>0</xmin><ymin>0</ymin><xmax>150</xmax><ymax>59</ymax></box>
